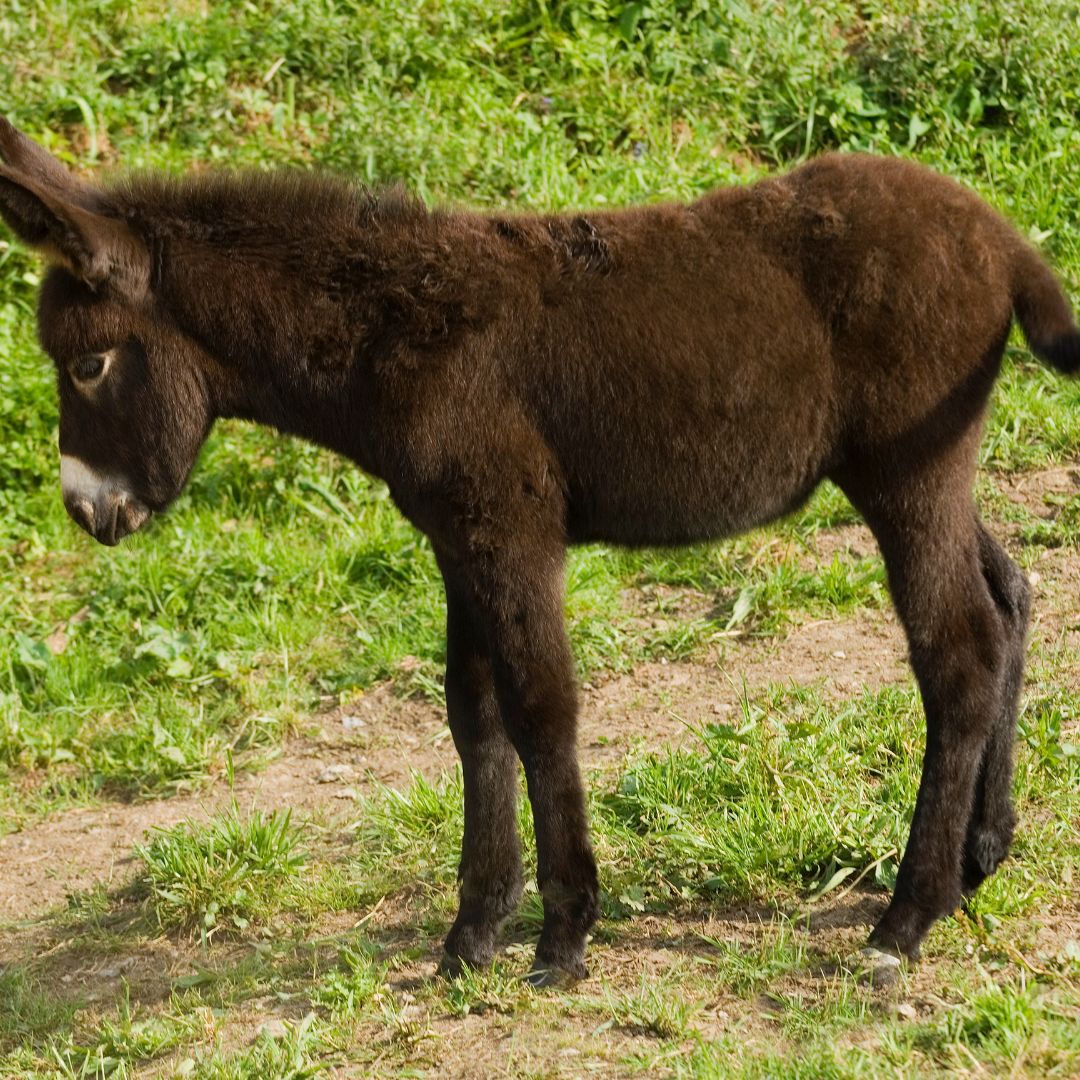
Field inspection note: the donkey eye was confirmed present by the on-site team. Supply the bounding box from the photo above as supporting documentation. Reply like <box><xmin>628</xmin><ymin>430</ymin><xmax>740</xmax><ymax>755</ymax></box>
<box><xmin>72</xmin><ymin>354</ymin><xmax>106</xmax><ymax>382</ymax></box>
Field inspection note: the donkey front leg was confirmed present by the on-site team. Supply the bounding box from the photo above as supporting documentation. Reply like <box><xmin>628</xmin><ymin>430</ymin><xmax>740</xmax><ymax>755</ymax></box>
<box><xmin>436</xmin><ymin>554</ymin><xmax>524</xmax><ymax>975</ymax></box>
<box><xmin>449</xmin><ymin>531</ymin><xmax>599</xmax><ymax>986</ymax></box>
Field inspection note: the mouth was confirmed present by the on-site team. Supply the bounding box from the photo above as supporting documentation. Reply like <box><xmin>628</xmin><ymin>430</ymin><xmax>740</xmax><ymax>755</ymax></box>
<box><xmin>67</xmin><ymin>491</ymin><xmax>153</xmax><ymax>546</ymax></box>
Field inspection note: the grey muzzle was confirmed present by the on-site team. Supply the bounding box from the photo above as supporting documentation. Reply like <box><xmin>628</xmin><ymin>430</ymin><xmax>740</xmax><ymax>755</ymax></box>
<box><xmin>60</xmin><ymin>455</ymin><xmax>152</xmax><ymax>546</ymax></box>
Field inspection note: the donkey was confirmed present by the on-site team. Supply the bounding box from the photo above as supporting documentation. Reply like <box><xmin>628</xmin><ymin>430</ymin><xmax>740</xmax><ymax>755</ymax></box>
<box><xmin>1</xmin><ymin>117</ymin><xmax>1077</xmax><ymax>986</ymax></box>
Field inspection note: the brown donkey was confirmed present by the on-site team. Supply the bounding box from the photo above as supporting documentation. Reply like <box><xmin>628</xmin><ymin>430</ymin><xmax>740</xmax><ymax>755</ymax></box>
<box><xmin>1</xmin><ymin>117</ymin><xmax>1077</xmax><ymax>986</ymax></box>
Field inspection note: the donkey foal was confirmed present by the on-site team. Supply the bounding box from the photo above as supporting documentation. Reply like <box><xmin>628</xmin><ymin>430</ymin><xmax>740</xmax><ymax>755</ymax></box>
<box><xmin>2</xmin><ymin>117</ymin><xmax>1077</xmax><ymax>985</ymax></box>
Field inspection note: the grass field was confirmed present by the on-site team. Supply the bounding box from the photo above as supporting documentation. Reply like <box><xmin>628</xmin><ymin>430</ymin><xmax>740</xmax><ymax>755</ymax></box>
<box><xmin>0</xmin><ymin>1</ymin><xmax>1078</xmax><ymax>1076</ymax></box>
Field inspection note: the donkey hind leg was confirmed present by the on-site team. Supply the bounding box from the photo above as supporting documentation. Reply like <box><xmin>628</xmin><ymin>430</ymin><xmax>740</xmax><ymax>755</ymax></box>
<box><xmin>437</xmin><ymin>556</ymin><xmax>524</xmax><ymax>975</ymax></box>
<box><xmin>962</xmin><ymin>526</ymin><xmax>1031</xmax><ymax>895</ymax></box>
<box><xmin>456</xmin><ymin>534</ymin><xmax>599</xmax><ymax>986</ymax></box>
<box><xmin>843</xmin><ymin>474</ymin><xmax>1012</xmax><ymax>961</ymax></box>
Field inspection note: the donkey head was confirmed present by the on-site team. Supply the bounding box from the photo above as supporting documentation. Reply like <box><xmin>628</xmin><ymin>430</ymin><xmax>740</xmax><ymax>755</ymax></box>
<box><xmin>0</xmin><ymin>119</ymin><xmax>216</xmax><ymax>544</ymax></box>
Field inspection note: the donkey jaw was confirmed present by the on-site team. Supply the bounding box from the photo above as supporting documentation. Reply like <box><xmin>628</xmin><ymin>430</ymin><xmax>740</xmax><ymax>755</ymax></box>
<box><xmin>60</xmin><ymin>455</ymin><xmax>152</xmax><ymax>546</ymax></box>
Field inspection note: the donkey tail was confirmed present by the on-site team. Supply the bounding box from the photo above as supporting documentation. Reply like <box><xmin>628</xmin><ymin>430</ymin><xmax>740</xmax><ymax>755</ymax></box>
<box><xmin>1011</xmin><ymin>238</ymin><xmax>1080</xmax><ymax>375</ymax></box>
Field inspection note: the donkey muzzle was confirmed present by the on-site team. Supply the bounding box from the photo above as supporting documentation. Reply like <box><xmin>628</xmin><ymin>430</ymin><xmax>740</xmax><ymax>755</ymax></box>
<box><xmin>60</xmin><ymin>455</ymin><xmax>152</xmax><ymax>546</ymax></box>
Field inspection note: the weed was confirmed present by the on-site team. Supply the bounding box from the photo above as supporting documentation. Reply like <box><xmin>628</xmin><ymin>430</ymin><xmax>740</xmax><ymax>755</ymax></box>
<box><xmin>136</xmin><ymin>804</ymin><xmax>307</xmax><ymax>938</ymax></box>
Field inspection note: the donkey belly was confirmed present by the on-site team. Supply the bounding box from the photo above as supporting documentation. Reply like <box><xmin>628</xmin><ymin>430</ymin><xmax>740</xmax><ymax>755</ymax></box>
<box><xmin>555</xmin><ymin>334</ymin><xmax>834</xmax><ymax>546</ymax></box>
<box><xmin>563</xmin><ymin>404</ymin><xmax>829</xmax><ymax>547</ymax></box>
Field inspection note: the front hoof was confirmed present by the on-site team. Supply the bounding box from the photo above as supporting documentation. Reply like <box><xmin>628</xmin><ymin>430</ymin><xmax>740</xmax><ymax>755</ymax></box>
<box><xmin>524</xmin><ymin>960</ymin><xmax>585</xmax><ymax>990</ymax></box>
<box><xmin>869</xmin><ymin>898</ymin><xmax>939</xmax><ymax>962</ymax></box>
<box><xmin>438</xmin><ymin>951</ymin><xmax>484</xmax><ymax>979</ymax></box>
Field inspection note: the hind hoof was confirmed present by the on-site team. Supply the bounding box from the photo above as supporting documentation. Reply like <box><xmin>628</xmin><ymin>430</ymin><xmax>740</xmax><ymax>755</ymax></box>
<box><xmin>523</xmin><ymin>961</ymin><xmax>585</xmax><ymax>990</ymax></box>
<box><xmin>962</xmin><ymin>826</ymin><xmax>1013</xmax><ymax>894</ymax></box>
<box><xmin>438</xmin><ymin>951</ymin><xmax>484</xmax><ymax>979</ymax></box>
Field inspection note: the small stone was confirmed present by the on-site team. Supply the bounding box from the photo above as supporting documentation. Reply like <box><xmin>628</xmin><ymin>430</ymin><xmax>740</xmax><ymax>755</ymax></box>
<box><xmin>257</xmin><ymin>1018</ymin><xmax>289</xmax><ymax>1040</ymax></box>
<box><xmin>832</xmin><ymin>650</ymin><xmax>846</xmax><ymax>659</ymax></box>
<box><xmin>317</xmin><ymin>763</ymin><xmax>354</xmax><ymax>784</ymax></box>
<box><xmin>176</xmin><ymin>1060</ymin><xmax>196</xmax><ymax>1077</ymax></box>
<box><xmin>857</xmin><ymin>946</ymin><xmax>902</xmax><ymax>989</ymax></box>
<box><xmin>99</xmin><ymin>957</ymin><xmax>136</xmax><ymax>979</ymax></box>
<box><xmin>895</xmin><ymin>1002</ymin><xmax>917</xmax><ymax>1020</ymax></box>
<box><xmin>340</xmin><ymin>714</ymin><xmax>367</xmax><ymax>731</ymax></box>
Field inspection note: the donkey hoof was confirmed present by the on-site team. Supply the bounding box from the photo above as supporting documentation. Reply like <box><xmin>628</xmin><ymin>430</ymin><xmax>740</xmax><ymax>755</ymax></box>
<box><xmin>855</xmin><ymin>946</ymin><xmax>904</xmax><ymax>989</ymax></box>
<box><xmin>523</xmin><ymin>961</ymin><xmax>584</xmax><ymax>990</ymax></box>
<box><xmin>438</xmin><ymin>951</ymin><xmax>482</xmax><ymax>979</ymax></box>
<box><xmin>962</xmin><ymin>826</ymin><xmax>1012</xmax><ymax>894</ymax></box>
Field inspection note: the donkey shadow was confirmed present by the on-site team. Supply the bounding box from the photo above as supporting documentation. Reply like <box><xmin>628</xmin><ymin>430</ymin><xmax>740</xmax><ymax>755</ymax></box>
<box><xmin>0</xmin><ymin>874</ymin><xmax>893</xmax><ymax>1055</ymax></box>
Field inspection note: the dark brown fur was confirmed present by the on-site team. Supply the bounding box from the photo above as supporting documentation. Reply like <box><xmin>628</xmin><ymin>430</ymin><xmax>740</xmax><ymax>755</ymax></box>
<box><xmin>2</xmin><ymin>116</ymin><xmax>1078</xmax><ymax>982</ymax></box>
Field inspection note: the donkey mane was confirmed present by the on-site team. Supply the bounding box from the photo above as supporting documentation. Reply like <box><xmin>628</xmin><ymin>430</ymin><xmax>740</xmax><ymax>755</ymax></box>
<box><xmin>107</xmin><ymin>168</ymin><xmax>426</xmax><ymax>241</ymax></box>
<box><xmin>100</xmin><ymin>167</ymin><xmax>632</xmax><ymax>389</ymax></box>
<box><xmin>99</xmin><ymin>169</ymin><xmax>501</xmax><ymax>387</ymax></box>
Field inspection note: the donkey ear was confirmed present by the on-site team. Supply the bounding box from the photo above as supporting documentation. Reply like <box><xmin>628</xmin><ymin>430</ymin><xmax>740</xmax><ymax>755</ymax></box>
<box><xmin>0</xmin><ymin>116</ymin><xmax>83</xmax><ymax>194</ymax></box>
<box><xmin>0</xmin><ymin>120</ymin><xmax>149</xmax><ymax>298</ymax></box>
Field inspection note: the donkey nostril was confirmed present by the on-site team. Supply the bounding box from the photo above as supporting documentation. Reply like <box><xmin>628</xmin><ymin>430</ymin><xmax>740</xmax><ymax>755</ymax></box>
<box><xmin>67</xmin><ymin>497</ymin><xmax>96</xmax><ymax>535</ymax></box>
<box><xmin>117</xmin><ymin>498</ymin><xmax>151</xmax><ymax>538</ymax></box>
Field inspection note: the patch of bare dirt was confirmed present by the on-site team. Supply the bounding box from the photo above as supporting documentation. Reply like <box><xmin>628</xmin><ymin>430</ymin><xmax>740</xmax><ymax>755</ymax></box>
<box><xmin>577</xmin><ymin>609</ymin><xmax>909</xmax><ymax>769</ymax></box>
<box><xmin>989</xmin><ymin>464</ymin><xmax>1080</xmax><ymax>673</ymax></box>
<box><xmin>0</xmin><ymin>687</ymin><xmax>450</xmax><ymax>924</ymax></box>
<box><xmin>993</xmin><ymin>463</ymin><xmax>1080</xmax><ymax>520</ymax></box>
<box><xmin>0</xmin><ymin>605</ymin><xmax>915</xmax><ymax>926</ymax></box>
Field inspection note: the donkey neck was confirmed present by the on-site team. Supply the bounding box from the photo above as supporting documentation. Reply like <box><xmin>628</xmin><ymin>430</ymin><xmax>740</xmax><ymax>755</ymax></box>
<box><xmin>122</xmin><ymin>171</ymin><xmax>490</xmax><ymax>461</ymax></box>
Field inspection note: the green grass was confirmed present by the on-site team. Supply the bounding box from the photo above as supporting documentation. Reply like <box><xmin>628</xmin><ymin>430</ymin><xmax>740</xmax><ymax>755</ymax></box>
<box><xmin>2</xmin><ymin>0</ymin><xmax>1080</xmax><ymax>1076</ymax></box>
<box><xmin>136</xmin><ymin>804</ymin><xmax>308</xmax><ymax>938</ymax></box>
<box><xmin>3</xmin><ymin>663</ymin><xmax>1074</xmax><ymax>1075</ymax></box>
<box><xmin>335</xmin><ymin>676</ymin><xmax>1078</xmax><ymax>926</ymax></box>
<box><xmin>2</xmin><ymin>0</ymin><xmax>1080</xmax><ymax>817</ymax></box>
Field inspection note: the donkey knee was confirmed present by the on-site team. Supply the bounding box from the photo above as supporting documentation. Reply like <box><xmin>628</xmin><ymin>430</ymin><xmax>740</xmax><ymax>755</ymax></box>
<box><xmin>911</xmin><ymin>629</ymin><xmax>1006</xmax><ymax>742</ymax></box>
<box><xmin>978</xmin><ymin>531</ymin><xmax>1031</xmax><ymax>631</ymax></box>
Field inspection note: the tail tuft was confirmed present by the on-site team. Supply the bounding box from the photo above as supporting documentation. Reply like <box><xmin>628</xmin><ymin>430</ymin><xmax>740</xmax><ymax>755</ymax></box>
<box><xmin>1030</xmin><ymin>331</ymin><xmax>1080</xmax><ymax>375</ymax></box>
<box><xmin>1011</xmin><ymin>238</ymin><xmax>1080</xmax><ymax>375</ymax></box>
